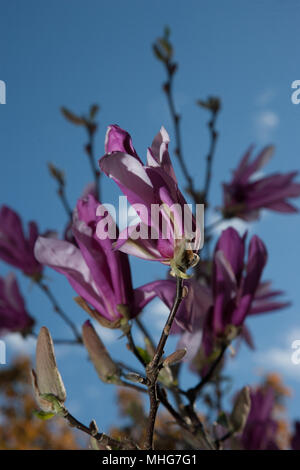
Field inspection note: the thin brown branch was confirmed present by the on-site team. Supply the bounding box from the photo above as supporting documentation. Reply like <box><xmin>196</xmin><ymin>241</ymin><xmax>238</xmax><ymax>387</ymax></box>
<box><xmin>186</xmin><ymin>344</ymin><xmax>227</xmax><ymax>404</ymax></box>
<box><xmin>57</xmin><ymin>186</ymin><xmax>73</xmax><ymax>220</ymax></box>
<box><xmin>86</xmin><ymin>127</ymin><xmax>101</xmax><ymax>201</ymax></box>
<box><xmin>125</xmin><ymin>327</ymin><xmax>147</xmax><ymax>368</ymax></box>
<box><xmin>202</xmin><ymin>105</ymin><xmax>220</xmax><ymax>205</ymax></box>
<box><xmin>143</xmin><ymin>276</ymin><xmax>184</xmax><ymax>450</ymax></box>
<box><xmin>37</xmin><ymin>280</ymin><xmax>82</xmax><ymax>344</ymax></box>
<box><xmin>163</xmin><ymin>70</ymin><xmax>199</xmax><ymax>203</ymax></box>
<box><xmin>64</xmin><ymin>411</ymin><xmax>138</xmax><ymax>450</ymax></box>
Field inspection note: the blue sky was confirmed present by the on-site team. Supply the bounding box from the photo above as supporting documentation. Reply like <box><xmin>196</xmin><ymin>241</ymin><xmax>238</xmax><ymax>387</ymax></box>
<box><xmin>1</xmin><ymin>0</ymin><xmax>300</xmax><ymax>438</ymax></box>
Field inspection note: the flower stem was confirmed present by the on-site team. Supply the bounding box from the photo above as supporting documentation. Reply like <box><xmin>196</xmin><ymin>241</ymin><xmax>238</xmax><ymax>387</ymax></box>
<box><xmin>144</xmin><ymin>276</ymin><xmax>184</xmax><ymax>450</ymax></box>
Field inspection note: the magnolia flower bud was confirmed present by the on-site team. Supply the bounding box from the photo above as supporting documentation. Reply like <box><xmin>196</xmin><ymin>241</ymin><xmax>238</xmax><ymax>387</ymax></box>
<box><xmin>82</xmin><ymin>320</ymin><xmax>121</xmax><ymax>384</ymax></box>
<box><xmin>230</xmin><ymin>386</ymin><xmax>251</xmax><ymax>433</ymax></box>
<box><xmin>31</xmin><ymin>326</ymin><xmax>66</xmax><ymax>415</ymax></box>
<box><xmin>163</xmin><ymin>348</ymin><xmax>187</xmax><ymax>367</ymax></box>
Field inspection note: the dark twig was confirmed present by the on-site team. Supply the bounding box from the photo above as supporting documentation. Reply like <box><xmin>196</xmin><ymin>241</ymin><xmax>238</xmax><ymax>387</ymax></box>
<box><xmin>85</xmin><ymin>126</ymin><xmax>101</xmax><ymax>201</ymax></box>
<box><xmin>121</xmin><ymin>316</ymin><xmax>215</xmax><ymax>449</ymax></box>
<box><xmin>60</xmin><ymin>105</ymin><xmax>101</xmax><ymax>201</ymax></box>
<box><xmin>57</xmin><ymin>186</ymin><xmax>73</xmax><ymax>219</ymax></box>
<box><xmin>158</xmin><ymin>387</ymin><xmax>215</xmax><ymax>450</ymax></box>
<box><xmin>144</xmin><ymin>276</ymin><xmax>184</xmax><ymax>450</ymax></box>
<box><xmin>150</xmin><ymin>277</ymin><xmax>184</xmax><ymax>371</ymax></box>
<box><xmin>215</xmin><ymin>430</ymin><xmax>234</xmax><ymax>448</ymax></box>
<box><xmin>125</xmin><ymin>327</ymin><xmax>147</xmax><ymax>368</ymax></box>
<box><xmin>164</xmin><ymin>70</ymin><xmax>199</xmax><ymax>202</ymax></box>
<box><xmin>37</xmin><ymin>280</ymin><xmax>82</xmax><ymax>343</ymax></box>
<box><xmin>186</xmin><ymin>344</ymin><xmax>227</xmax><ymax>405</ymax></box>
<box><xmin>199</xmin><ymin>98</ymin><xmax>221</xmax><ymax>205</ymax></box>
<box><xmin>119</xmin><ymin>379</ymin><xmax>147</xmax><ymax>394</ymax></box>
<box><xmin>48</xmin><ymin>163</ymin><xmax>73</xmax><ymax>220</ymax></box>
<box><xmin>64</xmin><ymin>411</ymin><xmax>138</xmax><ymax>450</ymax></box>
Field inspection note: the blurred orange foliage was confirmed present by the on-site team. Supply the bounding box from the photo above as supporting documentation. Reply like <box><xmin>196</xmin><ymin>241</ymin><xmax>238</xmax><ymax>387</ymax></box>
<box><xmin>0</xmin><ymin>357</ymin><xmax>80</xmax><ymax>449</ymax></box>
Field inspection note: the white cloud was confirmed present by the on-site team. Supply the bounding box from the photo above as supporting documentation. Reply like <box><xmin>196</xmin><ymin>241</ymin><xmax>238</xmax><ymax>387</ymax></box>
<box><xmin>258</xmin><ymin>111</ymin><xmax>279</xmax><ymax>128</ymax></box>
<box><xmin>94</xmin><ymin>324</ymin><xmax>120</xmax><ymax>345</ymax></box>
<box><xmin>206</xmin><ymin>212</ymin><xmax>251</xmax><ymax>237</ymax></box>
<box><xmin>254</xmin><ymin>347</ymin><xmax>300</xmax><ymax>381</ymax></box>
<box><xmin>254</xmin><ymin>110</ymin><xmax>279</xmax><ymax>142</ymax></box>
<box><xmin>256</xmin><ymin>89</ymin><xmax>276</xmax><ymax>107</ymax></box>
<box><xmin>286</xmin><ymin>328</ymin><xmax>300</xmax><ymax>345</ymax></box>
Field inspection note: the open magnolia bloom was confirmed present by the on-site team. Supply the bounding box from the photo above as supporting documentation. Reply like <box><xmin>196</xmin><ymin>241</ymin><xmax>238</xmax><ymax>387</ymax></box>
<box><xmin>169</xmin><ymin>277</ymin><xmax>289</xmax><ymax>372</ymax></box>
<box><xmin>222</xmin><ymin>146</ymin><xmax>300</xmax><ymax>221</ymax></box>
<box><xmin>34</xmin><ymin>194</ymin><xmax>181</xmax><ymax>328</ymax></box>
<box><xmin>201</xmin><ymin>227</ymin><xmax>268</xmax><ymax>357</ymax></box>
<box><xmin>99</xmin><ymin>125</ymin><xmax>203</xmax><ymax>278</ymax></box>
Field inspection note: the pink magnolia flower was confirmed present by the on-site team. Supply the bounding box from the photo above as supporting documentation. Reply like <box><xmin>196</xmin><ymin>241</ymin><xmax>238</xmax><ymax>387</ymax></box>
<box><xmin>202</xmin><ymin>227</ymin><xmax>268</xmax><ymax>356</ymax></box>
<box><xmin>0</xmin><ymin>206</ymin><xmax>42</xmax><ymax>277</ymax></box>
<box><xmin>222</xmin><ymin>146</ymin><xmax>300</xmax><ymax>221</ymax></box>
<box><xmin>34</xmin><ymin>194</ymin><xmax>176</xmax><ymax>327</ymax></box>
<box><xmin>99</xmin><ymin>125</ymin><xmax>202</xmax><ymax>278</ymax></box>
<box><xmin>0</xmin><ymin>272</ymin><xmax>34</xmax><ymax>336</ymax></box>
<box><xmin>168</xmin><ymin>276</ymin><xmax>289</xmax><ymax>365</ymax></box>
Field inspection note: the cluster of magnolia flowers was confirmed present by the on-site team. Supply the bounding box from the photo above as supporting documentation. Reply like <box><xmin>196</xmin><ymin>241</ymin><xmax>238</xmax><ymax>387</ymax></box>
<box><xmin>1</xmin><ymin>123</ymin><xmax>300</xmax><ymax>449</ymax></box>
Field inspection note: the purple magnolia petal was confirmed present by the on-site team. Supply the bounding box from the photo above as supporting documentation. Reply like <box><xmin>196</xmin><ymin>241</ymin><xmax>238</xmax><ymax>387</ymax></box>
<box><xmin>132</xmin><ymin>279</ymin><xmax>176</xmax><ymax>316</ymax></box>
<box><xmin>214</xmin><ymin>250</ymin><xmax>237</xmax><ymax>292</ymax></box>
<box><xmin>263</xmin><ymin>200</ymin><xmax>298</xmax><ymax>213</ymax></box>
<box><xmin>114</xmin><ymin>224</ymin><xmax>166</xmax><ymax>261</ymax></box>
<box><xmin>240</xmin><ymin>325</ymin><xmax>255</xmax><ymax>349</ymax></box>
<box><xmin>232</xmin><ymin>146</ymin><xmax>254</xmax><ymax>182</ymax></box>
<box><xmin>132</xmin><ymin>279</ymin><xmax>195</xmax><ymax>332</ymax></box>
<box><xmin>81</xmin><ymin>181</ymin><xmax>97</xmax><ymax>199</ymax></box>
<box><xmin>104</xmin><ymin>124</ymin><xmax>139</xmax><ymax>159</ymax></box>
<box><xmin>243</xmin><ymin>236</ymin><xmax>267</xmax><ymax>298</ymax></box>
<box><xmin>233</xmin><ymin>236</ymin><xmax>267</xmax><ymax>325</ymax></box>
<box><xmin>72</xmin><ymin>221</ymin><xmax>117</xmax><ymax>312</ymax></box>
<box><xmin>241</xmin><ymin>387</ymin><xmax>278</xmax><ymax>450</ymax></box>
<box><xmin>99</xmin><ymin>151</ymin><xmax>154</xmax><ymax>215</ymax></box>
<box><xmin>34</xmin><ymin>236</ymin><xmax>111</xmax><ymax>320</ymax></box>
<box><xmin>100</xmin><ymin>125</ymin><xmax>200</xmax><ymax>267</ymax></box>
<box><xmin>0</xmin><ymin>206</ymin><xmax>42</xmax><ymax>276</ymax></box>
<box><xmin>0</xmin><ymin>273</ymin><xmax>34</xmax><ymax>335</ymax></box>
<box><xmin>242</xmin><ymin>146</ymin><xmax>274</xmax><ymax>182</ymax></box>
<box><xmin>215</xmin><ymin>228</ymin><xmax>245</xmax><ymax>282</ymax></box>
<box><xmin>147</xmin><ymin>126</ymin><xmax>177</xmax><ymax>183</ymax></box>
<box><xmin>249</xmin><ymin>300</ymin><xmax>291</xmax><ymax>315</ymax></box>
<box><xmin>77</xmin><ymin>194</ymin><xmax>135</xmax><ymax>306</ymax></box>
<box><xmin>223</xmin><ymin>145</ymin><xmax>300</xmax><ymax>220</ymax></box>
<box><xmin>177</xmin><ymin>330</ymin><xmax>202</xmax><ymax>362</ymax></box>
